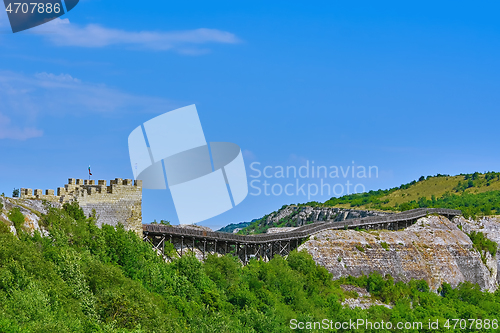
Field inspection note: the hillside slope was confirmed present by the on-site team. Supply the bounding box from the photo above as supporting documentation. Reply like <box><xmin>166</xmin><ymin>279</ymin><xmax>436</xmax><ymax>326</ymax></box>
<box><xmin>238</xmin><ymin>172</ymin><xmax>500</xmax><ymax>235</ymax></box>
<box><xmin>324</xmin><ymin>172</ymin><xmax>500</xmax><ymax>214</ymax></box>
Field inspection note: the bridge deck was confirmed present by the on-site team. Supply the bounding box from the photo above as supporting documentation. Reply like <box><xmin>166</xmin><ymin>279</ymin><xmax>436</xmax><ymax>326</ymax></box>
<box><xmin>143</xmin><ymin>208</ymin><xmax>461</xmax><ymax>244</ymax></box>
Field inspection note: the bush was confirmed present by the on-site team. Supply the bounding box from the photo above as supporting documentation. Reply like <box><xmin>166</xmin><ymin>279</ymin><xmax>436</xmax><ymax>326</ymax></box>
<box><xmin>469</xmin><ymin>231</ymin><xmax>498</xmax><ymax>257</ymax></box>
<box><xmin>8</xmin><ymin>208</ymin><xmax>24</xmax><ymax>233</ymax></box>
<box><xmin>355</xmin><ymin>244</ymin><xmax>365</xmax><ymax>252</ymax></box>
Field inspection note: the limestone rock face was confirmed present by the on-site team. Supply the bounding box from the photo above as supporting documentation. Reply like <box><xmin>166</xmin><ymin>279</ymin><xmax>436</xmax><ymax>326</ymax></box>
<box><xmin>0</xmin><ymin>197</ymin><xmax>59</xmax><ymax>235</ymax></box>
<box><xmin>455</xmin><ymin>216</ymin><xmax>500</xmax><ymax>285</ymax></box>
<box><xmin>299</xmin><ymin>215</ymin><xmax>499</xmax><ymax>292</ymax></box>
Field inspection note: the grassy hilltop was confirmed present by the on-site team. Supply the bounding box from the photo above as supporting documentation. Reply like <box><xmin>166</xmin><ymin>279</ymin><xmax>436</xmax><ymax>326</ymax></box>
<box><xmin>239</xmin><ymin>172</ymin><xmax>500</xmax><ymax>235</ymax></box>
<box><xmin>325</xmin><ymin>172</ymin><xmax>500</xmax><ymax>211</ymax></box>
<box><xmin>323</xmin><ymin>171</ymin><xmax>500</xmax><ymax>216</ymax></box>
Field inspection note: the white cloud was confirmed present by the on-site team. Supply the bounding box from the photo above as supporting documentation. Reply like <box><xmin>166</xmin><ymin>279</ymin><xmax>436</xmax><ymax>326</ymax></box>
<box><xmin>32</xmin><ymin>18</ymin><xmax>240</xmax><ymax>53</ymax></box>
<box><xmin>34</xmin><ymin>72</ymin><xmax>81</xmax><ymax>83</ymax></box>
<box><xmin>0</xmin><ymin>113</ymin><xmax>43</xmax><ymax>140</ymax></box>
<box><xmin>0</xmin><ymin>70</ymin><xmax>179</xmax><ymax>140</ymax></box>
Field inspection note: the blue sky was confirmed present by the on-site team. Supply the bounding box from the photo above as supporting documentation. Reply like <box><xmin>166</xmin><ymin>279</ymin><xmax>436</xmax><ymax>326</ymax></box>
<box><xmin>1</xmin><ymin>1</ymin><xmax>499</xmax><ymax>229</ymax></box>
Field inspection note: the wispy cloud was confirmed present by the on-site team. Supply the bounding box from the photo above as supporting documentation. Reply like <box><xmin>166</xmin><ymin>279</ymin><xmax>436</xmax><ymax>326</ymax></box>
<box><xmin>0</xmin><ymin>71</ymin><xmax>179</xmax><ymax>140</ymax></box>
<box><xmin>0</xmin><ymin>113</ymin><xmax>43</xmax><ymax>140</ymax></box>
<box><xmin>31</xmin><ymin>18</ymin><xmax>240</xmax><ymax>53</ymax></box>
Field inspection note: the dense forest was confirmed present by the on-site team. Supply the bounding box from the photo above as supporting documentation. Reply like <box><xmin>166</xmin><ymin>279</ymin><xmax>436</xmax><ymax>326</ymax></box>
<box><xmin>0</xmin><ymin>202</ymin><xmax>500</xmax><ymax>332</ymax></box>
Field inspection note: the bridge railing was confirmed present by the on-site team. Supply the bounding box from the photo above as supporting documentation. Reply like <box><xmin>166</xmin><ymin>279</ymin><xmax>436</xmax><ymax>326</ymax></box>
<box><xmin>143</xmin><ymin>208</ymin><xmax>461</xmax><ymax>244</ymax></box>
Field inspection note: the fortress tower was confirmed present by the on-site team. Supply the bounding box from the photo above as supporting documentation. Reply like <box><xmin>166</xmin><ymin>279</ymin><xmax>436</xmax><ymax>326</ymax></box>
<box><xmin>20</xmin><ymin>178</ymin><xmax>142</xmax><ymax>234</ymax></box>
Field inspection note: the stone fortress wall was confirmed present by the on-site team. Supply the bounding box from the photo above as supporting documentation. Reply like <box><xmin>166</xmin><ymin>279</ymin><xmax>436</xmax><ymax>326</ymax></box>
<box><xmin>20</xmin><ymin>178</ymin><xmax>143</xmax><ymax>234</ymax></box>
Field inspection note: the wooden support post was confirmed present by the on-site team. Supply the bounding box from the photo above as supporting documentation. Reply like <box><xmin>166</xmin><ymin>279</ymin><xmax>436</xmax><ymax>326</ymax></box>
<box><xmin>225</xmin><ymin>241</ymin><xmax>228</xmax><ymax>254</ymax></box>
<box><xmin>181</xmin><ymin>236</ymin><xmax>184</xmax><ymax>256</ymax></box>
<box><xmin>244</xmin><ymin>244</ymin><xmax>247</xmax><ymax>264</ymax></box>
<box><xmin>192</xmin><ymin>238</ymin><xmax>195</xmax><ymax>253</ymax></box>
<box><xmin>203</xmin><ymin>240</ymin><xmax>206</xmax><ymax>260</ymax></box>
<box><xmin>214</xmin><ymin>240</ymin><xmax>217</xmax><ymax>255</ymax></box>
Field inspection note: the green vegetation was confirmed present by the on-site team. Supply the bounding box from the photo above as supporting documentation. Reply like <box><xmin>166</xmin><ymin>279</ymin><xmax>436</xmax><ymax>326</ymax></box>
<box><xmin>355</xmin><ymin>244</ymin><xmax>365</xmax><ymax>252</ymax></box>
<box><xmin>322</xmin><ymin>172</ymin><xmax>500</xmax><ymax>216</ymax></box>
<box><xmin>217</xmin><ymin>221</ymin><xmax>252</xmax><ymax>233</ymax></box>
<box><xmin>8</xmin><ymin>207</ymin><xmax>25</xmax><ymax>234</ymax></box>
<box><xmin>396</xmin><ymin>191</ymin><xmax>500</xmax><ymax>219</ymax></box>
<box><xmin>469</xmin><ymin>231</ymin><xmax>498</xmax><ymax>257</ymax></box>
<box><xmin>2</xmin><ymin>203</ymin><xmax>500</xmax><ymax>332</ymax></box>
<box><xmin>151</xmin><ymin>219</ymin><xmax>171</xmax><ymax>226</ymax></box>
<box><xmin>380</xmin><ymin>242</ymin><xmax>390</xmax><ymax>251</ymax></box>
<box><xmin>468</xmin><ymin>231</ymin><xmax>498</xmax><ymax>264</ymax></box>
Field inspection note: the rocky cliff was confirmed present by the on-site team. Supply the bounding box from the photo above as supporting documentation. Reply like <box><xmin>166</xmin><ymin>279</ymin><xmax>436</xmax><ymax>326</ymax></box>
<box><xmin>299</xmin><ymin>215</ymin><xmax>499</xmax><ymax>292</ymax></box>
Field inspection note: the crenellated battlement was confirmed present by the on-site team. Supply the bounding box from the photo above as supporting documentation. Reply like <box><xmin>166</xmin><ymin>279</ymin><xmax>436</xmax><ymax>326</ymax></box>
<box><xmin>21</xmin><ymin>178</ymin><xmax>143</xmax><ymax>203</ymax></box>
<box><xmin>20</xmin><ymin>178</ymin><xmax>143</xmax><ymax>234</ymax></box>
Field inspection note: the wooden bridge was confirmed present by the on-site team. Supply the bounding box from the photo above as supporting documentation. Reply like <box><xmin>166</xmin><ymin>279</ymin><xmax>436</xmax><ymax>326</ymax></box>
<box><xmin>143</xmin><ymin>208</ymin><xmax>461</xmax><ymax>263</ymax></box>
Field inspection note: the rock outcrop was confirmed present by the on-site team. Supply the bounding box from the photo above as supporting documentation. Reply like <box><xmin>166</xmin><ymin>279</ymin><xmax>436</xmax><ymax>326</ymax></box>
<box><xmin>0</xmin><ymin>197</ymin><xmax>58</xmax><ymax>236</ymax></box>
<box><xmin>252</xmin><ymin>205</ymin><xmax>392</xmax><ymax>232</ymax></box>
<box><xmin>299</xmin><ymin>215</ymin><xmax>499</xmax><ymax>292</ymax></box>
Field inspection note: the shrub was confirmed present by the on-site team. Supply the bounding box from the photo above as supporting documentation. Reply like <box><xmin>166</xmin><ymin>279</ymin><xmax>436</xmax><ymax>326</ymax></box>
<box><xmin>8</xmin><ymin>207</ymin><xmax>24</xmax><ymax>233</ymax></box>
<box><xmin>0</xmin><ymin>221</ymin><xmax>10</xmax><ymax>234</ymax></box>
<box><xmin>469</xmin><ymin>231</ymin><xmax>497</xmax><ymax>257</ymax></box>
<box><xmin>355</xmin><ymin>244</ymin><xmax>365</xmax><ymax>252</ymax></box>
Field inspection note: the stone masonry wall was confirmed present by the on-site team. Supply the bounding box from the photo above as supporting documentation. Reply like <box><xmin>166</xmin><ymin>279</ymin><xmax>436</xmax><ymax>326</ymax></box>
<box><xmin>20</xmin><ymin>178</ymin><xmax>142</xmax><ymax>234</ymax></box>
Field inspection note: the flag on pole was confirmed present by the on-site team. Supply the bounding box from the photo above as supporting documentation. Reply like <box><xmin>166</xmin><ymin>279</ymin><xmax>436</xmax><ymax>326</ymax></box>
<box><xmin>88</xmin><ymin>165</ymin><xmax>92</xmax><ymax>176</ymax></box>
